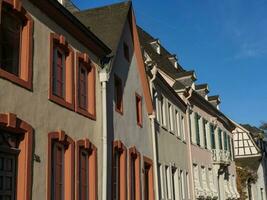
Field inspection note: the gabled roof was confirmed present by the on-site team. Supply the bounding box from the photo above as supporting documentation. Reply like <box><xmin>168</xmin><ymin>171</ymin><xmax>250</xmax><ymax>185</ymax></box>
<box><xmin>232</xmin><ymin>122</ymin><xmax>261</xmax><ymax>161</ymax></box>
<box><xmin>73</xmin><ymin>1</ymin><xmax>131</xmax><ymax>55</ymax></box>
<box><xmin>74</xmin><ymin>1</ymin><xmax>154</xmax><ymax>115</ymax></box>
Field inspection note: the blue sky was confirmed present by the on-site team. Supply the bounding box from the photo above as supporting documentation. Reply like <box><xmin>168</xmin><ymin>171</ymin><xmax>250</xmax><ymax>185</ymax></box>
<box><xmin>73</xmin><ymin>0</ymin><xmax>267</xmax><ymax>127</ymax></box>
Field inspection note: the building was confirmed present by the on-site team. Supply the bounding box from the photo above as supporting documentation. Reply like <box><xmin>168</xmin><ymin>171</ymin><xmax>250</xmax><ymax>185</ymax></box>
<box><xmin>138</xmin><ymin>27</ymin><xmax>194</xmax><ymax>200</ymax></box>
<box><xmin>0</xmin><ymin>0</ymin><xmax>253</xmax><ymax>200</ymax></box>
<box><xmin>138</xmin><ymin>26</ymin><xmax>239</xmax><ymax>199</ymax></box>
<box><xmin>0</xmin><ymin>0</ymin><xmax>111</xmax><ymax>200</ymax></box>
<box><xmin>233</xmin><ymin>123</ymin><xmax>267</xmax><ymax>200</ymax></box>
<box><xmin>74</xmin><ymin>2</ymin><xmax>157</xmax><ymax>200</ymax></box>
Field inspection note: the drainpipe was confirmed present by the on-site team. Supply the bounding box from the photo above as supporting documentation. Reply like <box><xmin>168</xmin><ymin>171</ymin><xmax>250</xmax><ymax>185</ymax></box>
<box><xmin>185</xmin><ymin>89</ymin><xmax>195</xmax><ymax>200</ymax></box>
<box><xmin>148</xmin><ymin>64</ymin><xmax>159</xmax><ymax>200</ymax></box>
<box><xmin>99</xmin><ymin>57</ymin><xmax>112</xmax><ymax>200</ymax></box>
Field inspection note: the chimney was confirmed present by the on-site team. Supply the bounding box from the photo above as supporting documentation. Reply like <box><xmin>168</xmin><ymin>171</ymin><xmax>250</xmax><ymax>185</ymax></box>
<box><xmin>195</xmin><ymin>84</ymin><xmax>209</xmax><ymax>99</ymax></box>
<box><xmin>208</xmin><ymin>95</ymin><xmax>221</xmax><ymax>110</ymax></box>
<box><xmin>175</xmin><ymin>70</ymin><xmax>197</xmax><ymax>89</ymax></box>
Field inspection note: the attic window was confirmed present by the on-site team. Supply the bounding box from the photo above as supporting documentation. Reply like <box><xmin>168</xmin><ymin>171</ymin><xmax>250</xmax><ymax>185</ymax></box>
<box><xmin>168</xmin><ymin>56</ymin><xmax>178</xmax><ymax>68</ymax></box>
<box><xmin>150</xmin><ymin>40</ymin><xmax>160</xmax><ymax>54</ymax></box>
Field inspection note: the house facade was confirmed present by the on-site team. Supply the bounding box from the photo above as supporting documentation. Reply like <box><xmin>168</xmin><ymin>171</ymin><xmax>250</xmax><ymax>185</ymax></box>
<box><xmin>233</xmin><ymin>123</ymin><xmax>267</xmax><ymax>200</ymax></box>
<box><xmin>0</xmin><ymin>0</ymin><xmax>111</xmax><ymax>200</ymax></box>
<box><xmin>0</xmin><ymin>0</ymin><xmax>253</xmax><ymax>200</ymax></box>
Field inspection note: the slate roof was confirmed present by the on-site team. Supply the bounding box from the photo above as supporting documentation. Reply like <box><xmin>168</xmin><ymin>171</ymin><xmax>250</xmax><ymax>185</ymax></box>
<box><xmin>137</xmin><ymin>26</ymin><xmax>186</xmax><ymax>79</ymax></box>
<box><xmin>172</xmin><ymin>81</ymin><xmax>186</xmax><ymax>91</ymax></box>
<box><xmin>73</xmin><ymin>1</ymin><xmax>131</xmax><ymax>54</ymax></box>
<box><xmin>208</xmin><ymin>95</ymin><xmax>220</xmax><ymax>102</ymax></box>
<box><xmin>195</xmin><ymin>84</ymin><xmax>208</xmax><ymax>90</ymax></box>
<box><xmin>241</xmin><ymin>124</ymin><xmax>264</xmax><ymax>138</ymax></box>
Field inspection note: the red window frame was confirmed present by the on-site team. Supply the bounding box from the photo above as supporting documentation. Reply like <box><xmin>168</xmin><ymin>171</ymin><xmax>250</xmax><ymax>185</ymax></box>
<box><xmin>0</xmin><ymin>0</ymin><xmax>33</xmax><ymax>90</ymax></box>
<box><xmin>135</xmin><ymin>93</ymin><xmax>143</xmax><ymax>127</ymax></box>
<box><xmin>75</xmin><ymin>52</ymin><xmax>96</xmax><ymax>120</ymax></box>
<box><xmin>129</xmin><ymin>147</ymin><xmax>141</xmax><ymax>200</ymax></box>
<box><xmin>112</xmin><ymin>140</ymin><xmax>127</xmax><ymax>200</ymax></box>
<box><xmin>49</xmin><ymin>33</ymin><xmax>74</xmax><ymax>110</ymax></box>
<box><xmin>76</xmin><ymin>139</ymin><xmax>97</xmax><ymax>200</ymax></box>
<box><xmin>47</xmin><ymin>131</ymin><xmax>75</xmax><ymax>200</ymax></box>
<box><xmin>143</xmin><ymin>156</ymin><xmax>154</xmax><ymax>200</ymax></box>
<box><xmin>114</xmin><ymin>75</ymin><xmax>123</xmax><ymax>114</ymax></box>
<box><xmin>0</xmin><ymin>112</ymin><xmax>33</xmax><ymax>200</ymax></box>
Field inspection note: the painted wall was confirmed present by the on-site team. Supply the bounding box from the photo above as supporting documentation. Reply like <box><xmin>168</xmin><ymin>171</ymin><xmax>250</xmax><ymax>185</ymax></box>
<box><xmin>152</xmin><ymin>78</ymin><xmax>192</xmax><ymax>200</ymax></box>
<box><xmin>106</xmin><ymin>17</ymin><xmax>154</xmax><ymax>200</ymax></box>
<box><xmin>0</xmin><ymin>1</ymin><xmax>104</xmax><ymax>199</ymax></box>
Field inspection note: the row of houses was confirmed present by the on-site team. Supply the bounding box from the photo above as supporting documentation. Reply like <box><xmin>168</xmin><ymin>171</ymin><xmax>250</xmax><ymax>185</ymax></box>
<box><xmin>0</xmin><ymin>0</ymin><xmax>265</xmax><ymax>199</ymax></box>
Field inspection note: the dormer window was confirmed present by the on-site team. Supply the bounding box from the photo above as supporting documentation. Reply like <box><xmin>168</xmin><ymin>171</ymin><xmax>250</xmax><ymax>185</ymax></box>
<box><xmin>168</xmin><ymin>56</ymin><xmax>178</xmax><ymax>68</ymax></box>
<box><xmin>150</xmin><ymin>40</ymin><xmax>160</xmax><ymax>54</ymax></box>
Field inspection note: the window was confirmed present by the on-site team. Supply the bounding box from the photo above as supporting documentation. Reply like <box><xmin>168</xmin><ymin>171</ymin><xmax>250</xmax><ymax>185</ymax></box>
<box><xmin>175</xmin><ymin>110</ymin><xmax>181</xmax><ymax>138</ymax></box>
<box><xmin>223</xmin><ymin>132</ymin><xmax>228</xmax><ymax>151</ymax></box>
<box><xmin>203</xmin><ymin>119</ymin><xmax>208</xmax><ymax>149</ymax></box>
<box><xmin>48</xmin><ymin>131</ymin><xmax>74</xmax><ymax>200</ymax></box>
<box><xmin>49</xmin><ymin>33</ymin><xmax>74</xmax><ymax>110</ymax></box>
<box><xmin>76</xmin><ymin>139</ymin><xmax>97</xmax><ymax>200</ymax></box>
<box><xmin>143</xmin><ymin>157</ymin><xmax>154</xmax><ymax>200</ymax></box>
<box><xmin>0</xmin><ymin>132</ymin><xmax>20</xmax><ymax>200</ymax></box>
<box><xmin>181</xmin><ymin>115</ymin><xmax>185</xmax><ymax>140</ymax></box>
<box><xmin>135</xmin><ymin>94</ymin><xmax>143</xmax><ymax>127</ymax></box>
<box><xmin>186</xmin><ymin>172</ymin><xmax>190</xmax><ymax>199</ymax></box>
<box><xmin>180</xmin><ymin>170</ymin><xmax>185</xmax><ymax>199</ymax></box>
<box><xmin>172</xmin><ymin>167</ymin><xmax>179</xmax><ymax>200</ymax></box>
<box><xmin>0</xmin><ymin>113</ymin><xmax>33</xmax><ymax>200</ymax></box>
<box><xmin>0</xmin><ymin>1</ymin><xmax>33</xmax><ymax>90</ymax></box>
<box><xmin>129</xmin><ymin>147</ymin><xmax>141</xmax><ymax>200</ymax></box>
<box><xmin>112</xmin><ymin>141</ymin><xmax>127</xmax><ymax>200</ymax></box>
<box><xmin>158</xmin><ymin>164</ymin><xmax>165</xmax><ymax>199</ymax></box>
<box><xmin>195</xmin><ymin>113</ymin><xmax>200</xmax><ymax>146</ymax></box>
<box><xmin>123</xmin><ymin>42</ymin><xmax>130</xmax><ymax>62</ymax></box>
<box><xmin>75</xmin><ymin>53</ymin><xmax>96</xmax><ymax>119</ymax></box>
<box><xmin>161</xmin><ymin>98</ymin><xmax>167</xmax><ymax>127</ymax></box>
<box><xmin>218</xmin><ymin>129</ymin><xmax>223</xmax><ymax>150</ymax></box>
<box><xmin>114</xmin><ymin>75</ymin><xmax>123</xmax><ymax>114</ymax></box>
<box><xmin>210</xmin><ymin>124</ymin><xmax>215</xmax><ymax>149</ymax></box>
<box><xmin>168</xmin><ymin>103</ymin><xmax>174</xmax><ymax>132</ymax></box>
<box><xmin>166</xmin><ymin>166</ymin><xmax>171</xmax><ymax>199</ymax></box>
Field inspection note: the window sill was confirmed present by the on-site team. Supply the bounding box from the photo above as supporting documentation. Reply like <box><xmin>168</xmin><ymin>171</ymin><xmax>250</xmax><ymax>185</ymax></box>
<box><xmin>0</xmin><ymin>69</ymin><xmax>32</xmax><ymax>90</ymax></box>
<box><xmin>49</xmin><ymin>93</ymin><xmax>74</xmax><ymax>111</ymax></box>
<box><xmin>76</xmin><ymin>106</ymin><xmax>96</xmax><ymax>120</ymax></box>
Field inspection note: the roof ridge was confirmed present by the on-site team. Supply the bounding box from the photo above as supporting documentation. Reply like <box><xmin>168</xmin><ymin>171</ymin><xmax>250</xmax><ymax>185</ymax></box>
<box><xmin>77</xmin><ymin>1</ymin><xmax>131</xmax><ymax>13</ymax></box>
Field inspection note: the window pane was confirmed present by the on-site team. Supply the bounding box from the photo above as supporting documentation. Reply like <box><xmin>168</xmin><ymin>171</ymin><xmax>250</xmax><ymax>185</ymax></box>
<box><xmin>79</xmin><ymin>64</ymin><xmax>88</xmax><ymax>110</ymax></box>
<box><xmin>0</xmin><ymin>5</ymin><xmax>22</xmax><ymax>76</ymax></box>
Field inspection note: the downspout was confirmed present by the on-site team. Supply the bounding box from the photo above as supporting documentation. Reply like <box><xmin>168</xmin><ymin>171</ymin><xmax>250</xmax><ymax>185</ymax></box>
<box><xmin>185</xmin><ymin>89</ymin><xmax>196</xmax><ymax>200</ymax></box>
<box><xmin>148</xmin><ymin>64</ymin><xmax>159</xmax><ymax>200</ymax></box>
<box><xmin>99</xmin><ymin>57</ymin><xmax>112</xmax><ymax>200</ymax></box>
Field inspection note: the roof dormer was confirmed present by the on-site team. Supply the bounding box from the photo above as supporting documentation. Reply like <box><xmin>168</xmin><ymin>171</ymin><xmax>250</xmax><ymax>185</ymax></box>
<box><xmin>150</xmin><ymin>39</ymin><xmax>161</xmax><ymax>54</ymax></box>
<box><xmin>208</xmin><ymin>95</ymin><xmax>221</xmax><ymax>110</ymax></box>
<box><xmin>175</xmin><ymin>70</ymin><xmax>197</xmax><ymax>88</ymax></box>
<box><xmin>168</xmin><ymin>54</ymin><xmax>178</xmax><ymax>68</ymax></box>
<box><xmin>195</xmin><ymin>84</ymin><xmax>209</xmax><ymax>100</ymax></box>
